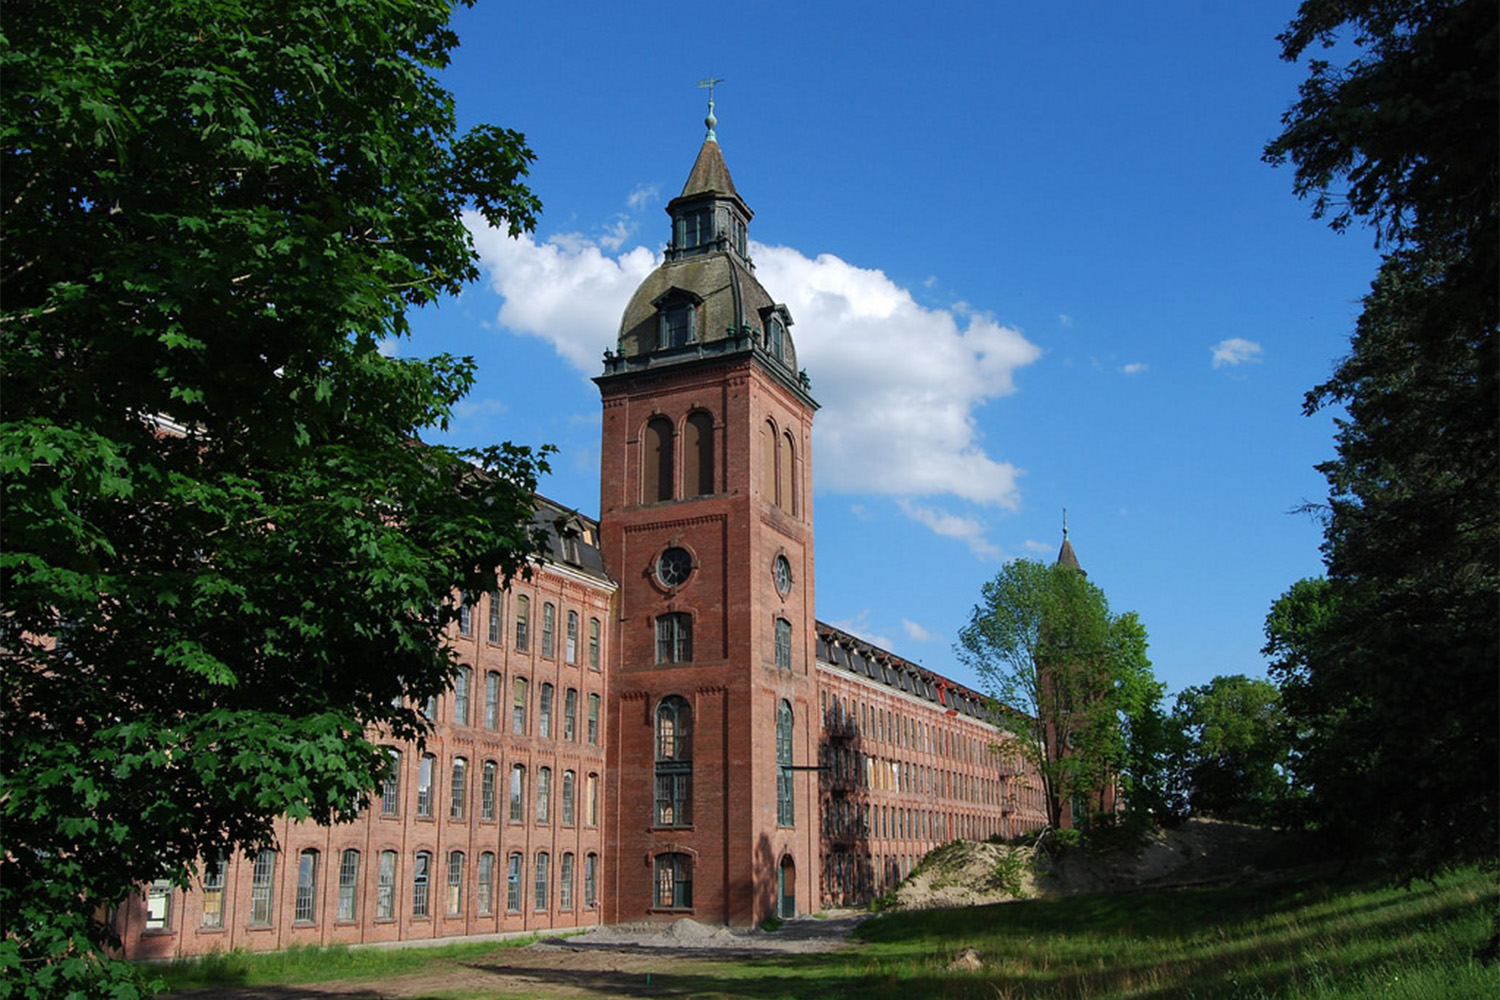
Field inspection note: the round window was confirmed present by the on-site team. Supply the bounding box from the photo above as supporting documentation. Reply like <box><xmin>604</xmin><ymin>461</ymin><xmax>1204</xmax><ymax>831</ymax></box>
<box><xmin>773</xmin><ymin>554</ymin><xmax>793</xmax><ymax>596</ymax></box>
<box><xmin>657</xmin><ymin>547</ymin><xmax>693</xmax><ymax>588</ymax></box>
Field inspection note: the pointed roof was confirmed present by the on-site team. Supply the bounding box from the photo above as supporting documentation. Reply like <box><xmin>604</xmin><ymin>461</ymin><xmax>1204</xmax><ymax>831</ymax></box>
<box><xmin>680</xmin><ymin>138</ymin><xmax>741</xmax><ymax>201</ymax></box>
<box><xmin>1057</xmin><ymin>521</ymin><xmax>1085</xmax><ymax>575</ymax></box>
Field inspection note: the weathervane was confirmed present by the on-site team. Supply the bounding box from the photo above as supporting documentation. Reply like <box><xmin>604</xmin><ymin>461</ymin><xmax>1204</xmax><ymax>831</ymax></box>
<box><xmin>1062</xmin><ymin>507</ymin><xmax>1069</xmax><ymax>540</ymax></box>
<box><xmin>697</xmin><ymin>75</ymin><xmax>724</xmax><ymax>140</ymax></box>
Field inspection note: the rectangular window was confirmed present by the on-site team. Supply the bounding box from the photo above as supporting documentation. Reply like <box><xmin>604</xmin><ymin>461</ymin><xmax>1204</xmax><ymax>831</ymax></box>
<box><xmin>417</xmin><ymin>754</ymin><xmax>435</xmax><ymax>817</ymax></box>
<box><xmin>477</xmin><ymin>853</ymin><xmax>495</xmax><ymax>916</ymax></box>
<box><xmin>542</xmin><ymin>602</ymin><xmax>556</xmax><ymax>658</ymax></box>
<box><xmin>585</xmin><ymin>854</ymin><xmax>598</xmax><ymax>908</ymax></box>
<box><xmin>446</xmin><ymin>852</ymin><xmax>464</xmax><ymax>916</ymax></box>
<box><xmin>562</xmin><ymin>770</ymin><xmax>576</xmax><ymax>826</ymax></box>
<box><xmin>376</xmin><ymin>851</ymin><xmax>397</xmax><ymax>920</ymax></box>
<box><xmin>488</xmin><ymin>593</ymin><xmax>503</xmax><ymax>643</ymax></box>
<box><xmin>449</xmin><ymin>758</ymin><xmax>467</xmax><ymax>820</ymax></box>
<box><xmin>511</xmin><ymin>678</ymin><xmax>528</xmax><ymax>735</ymax></box>
<box><xmin>655</xmin><ymin>771</ymin><xmax>692</xmax><ymax>827</ymax></box>
<box><xmin>515</xmin><ymin>595</ymin><xmax>530</xmax><ymax>651</ymax></box>
<box><xmin>457</xmin><ymin>598</ymin><xmax>472</xmax><ymax>637</ymax></box>
<box><xmin>509</xmin><ymin>764</ymin><xmax>526</xmax><ymax>823</ymax></box>
<box><xmin>589</xmin><ymin>618</ymin><xmax>601</xmax><ymax>669</ymax></box>
<box><xmin>295</xmin><ymin>850</ymin><xmax>318</xmax><ymax>923</ymax></box>
<box><xmin>534</xmin><ymin>853</ymin><xmax>550</xmax><ymax>912</ymax></box>
<box><xmin>559</xmin><ymin>853</ymin><xmax>575</xmax><ymax>910</ymax></box>
<box><xmin>201</xmin><ymin>859</ymin><xmax>225</xmax><ymax>929</ymax></box>
<box><xmin>250</xmin><ymin>849</ymin><xmax>276</xmax><ymax>926</ymax></box>
<box><xmin>538</xmin><ymin>683</ymin><xmax>554</xmax><ymax>739</ymax></box>
<box><xmin>536</xmin><ymin>766</ymin><xmax>552</xmax><ymax>825</ymax></box>
<box><xmin>484</xmin><ymin>671</ymin><xmax>501</xmax><ymax>729</ymax></box>
<box><xmin>587</xmin><ymin>694</ymin><xmax>600</xmax><ymax>746</ymax></box>
<box><xmin>412</xmin><ymin>852</ymin><xmax>431</xmax><ymax>918</ymax></box>
<box><xmin>453</xmin><ymin>667</ymin><xmax>471</xmax><ymax>726</ymax></box>
<box><xmin>506</xmin><ymin>853</ymin><xmax>523</xmax><ymax>913</ymax></box>
<box><xmin>655</xmin><ymin>613</ymin><xmax>692</xmax><ymax>663</ymax></box>
<box><xmin>654</xmin><ymin>853</ymin><xmax>692</xmax><ymax>909</ymax></box>
<box><xmin>145</xmin><ymin>879</ymin><xmax>173</xmax><ymax>931</ymax></box>
<box><xmin>481</xmin><ymin>760</ymin><xmax>497</xmax><ymax>821</ymax></box>
<box><xmin>585</xmin><ymin>773</ymin><xmax>599</xmax><ymax>827</ymax></box>
<box><xmin>565</xmin><ymin>611</ymin><xmax>578</xmax><ymax>663</ymax></box>
<box><xmin>563</xmin><ymin>688</ymin><xmax>578</xmax><ymax>741</ymax></box>
<box><xmin>337</xmin><ymin>850</ymin><xmax>359</xmax><ymax>921</ymax></box>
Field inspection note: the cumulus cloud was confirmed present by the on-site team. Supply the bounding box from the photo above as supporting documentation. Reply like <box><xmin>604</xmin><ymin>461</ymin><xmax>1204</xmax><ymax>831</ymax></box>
<box><xmin>754</xmin><ymin>244</ymin><xmax>1040</xmax><ymax>508</ymax></box>
<box><xmin>1211</xmin><ymin>338</ymin><xmax>1263</xmax><ymax>368</ymax></box>
<box><xmin>897</xmin><ymin>500</ymin><xmax>1002</xmax><ymax>558</ymax></box>
<box><xmin>466</xmin><ymin>219</ymin><xmax>1042</xmax><ymax>546</ymax></box>
<box><xmin>626</xmin><ymin>184</ymin><xmax>660</xmax><ymax>210</ymax></box>
<box><xmin>1023</xmin><ymin>538</ymin><xmax>1053</xmax><ymax>556</ymax></box>
<box><xmin>902</xmin><ymin>618</ymin><xmax>937</xmax><ymax>643</ymax></box>
<box><xmin>1122</xmin><ymin>362</ymin><xmax>1148</xmax><ymax>375</ymax></box>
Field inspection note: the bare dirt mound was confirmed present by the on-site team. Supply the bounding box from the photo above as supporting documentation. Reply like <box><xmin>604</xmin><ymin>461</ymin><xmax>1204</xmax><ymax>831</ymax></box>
<box><xmin>884</xmin><ymin>819</ymin><xmax>1309</xmax><ymax>912</ymax></box>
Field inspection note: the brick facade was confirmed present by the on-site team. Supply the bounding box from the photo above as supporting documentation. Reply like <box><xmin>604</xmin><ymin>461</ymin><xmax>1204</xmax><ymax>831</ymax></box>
<box><xmin>113</xmin><ymin>128</ymin><xmax>1052</xmax><ymax>956</ymax></box>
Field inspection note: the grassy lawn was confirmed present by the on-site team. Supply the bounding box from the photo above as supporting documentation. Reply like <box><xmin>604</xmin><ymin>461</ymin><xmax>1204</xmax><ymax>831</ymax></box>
<box><xmin>157</xmin><ymin>865</ymin><xmax>1498</xmax><ymax>999</ymax></box>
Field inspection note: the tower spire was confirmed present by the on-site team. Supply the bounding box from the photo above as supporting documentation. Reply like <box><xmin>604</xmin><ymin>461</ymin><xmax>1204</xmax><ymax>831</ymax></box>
<box><xmin>697</xmin><ymin>75</ymin><xmax>724</xmax><ymax>141</ymax></box>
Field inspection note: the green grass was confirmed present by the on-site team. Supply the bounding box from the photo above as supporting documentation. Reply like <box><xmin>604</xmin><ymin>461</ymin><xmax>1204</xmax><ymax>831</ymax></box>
<box><xmin>155</xmin><ymin>934</ymin><xmax>544</xmax><ymax>991</ymax></box>
<box><xmin>153</xmin><ymin>866</ymin><xmax>1499</xmax><ymax>999</ymax></box>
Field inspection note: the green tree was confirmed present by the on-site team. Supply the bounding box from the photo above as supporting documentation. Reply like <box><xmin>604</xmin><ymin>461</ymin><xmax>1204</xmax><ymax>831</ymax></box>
<box><xmin>1</xmin><ymin>2</ymin><xmax>547</xmax><ymax>995</ymax></box>
<box><xmin>958</xmin><ymin>560</ymin><xmax>1162</xmax><ymax>831</ymax></box>
<box><xmin>1168</xmin><ymin>675</ymin><xmax>1294</xmax><ymax>825</ymax></box>
<box><xmin>1263</xmin><ymin>0</ymin><xmax>1498</xmax><ymax>876</ymax></box>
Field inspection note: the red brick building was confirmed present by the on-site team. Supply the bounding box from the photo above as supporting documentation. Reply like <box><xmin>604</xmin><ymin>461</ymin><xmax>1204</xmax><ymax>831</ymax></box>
<box><xmin>114</xmin><ymin>117</ymin><xmax>1049</xmax><ymax>958</ymax></box>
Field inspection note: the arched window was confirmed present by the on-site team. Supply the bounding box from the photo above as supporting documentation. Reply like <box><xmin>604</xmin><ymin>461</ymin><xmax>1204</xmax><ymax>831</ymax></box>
<box><xmin>584</xmin><ymin>853</ymin><xmax>599</xmax><ymax>908</ymax></box>
<box><xmin>654</xmin><ymin>852</ymin><xmax>692</xmax><ymax>909</ymax></box>
<box><xmin>761</xmin><ymin>420</ymin><xmax>778</xmax><ymax>507</ymax></box>
<box><xmin>565</xmin><ymin>610</ymin><xmax>579</xmax><ymax>663</ymax></box>
<box><xmin>534</xmin><ymin>852</ymin><xmax>550</xmax><ymax>911</ymax></box>
<box><xmin>777</xmin><ymin>700</ymin><xmax>795</xmax><ymax>827</ymax></box>
<box><xmin>655</xmin><ymin>696</ymin><xmax>692</xmax><ymax>826</ymax></box>
<box><xmin>477</xmin><ymin>852</ymin><xmax>495</xmax><ymax>916</ymax></box>
<box><xmin>644</xmin><ymin>417</ymin><xmax>674</xmax><ymax>502</ymax></box>
<box><xmin>446</xmin><ymin>851</ymin><xmax>465</xmax><ymax>915</ymax></box>
<box><xmin>506</xmin><ymin>852</ymin><xmax>523</xmax><ymax>913</ymax></box>
<box><xmin>381</xmin><ymin>748</ymin><xmax>401</xmax><ymax>817</ymax></box>
<box><xmin>539</xmin><ymin>682</ymin><xmax>554</xmax><ymax>739</ymax></box>
<box><xmin>417</xmin><ymin>753</ymin><xmax>435</xmax><ymax>817</ymax></box>
<box><xmin>481</xmin><ymin>760</ymin><xmax>497</xmax><ymax>820</ymax></box>
<box><xmin>449</xmin><ymin>757</ymin><xmax>467</xmax><ymax>820</ymax></box>
<box><xmin>588</xmin><ymin>618</ymin><xmax>601</xmax><ymax>669</ymax></box>
<box><xmin>542</xmin><ymin>602</ymin><xmax>556</xmax><ymax>658</ymax></box>
<box><xmin>562</xmin><ymin>769</ymin><xmax>576</xmax><ymax>826</ymax></box>
<box><xmin>767</xmin><ymin>317</ymin><xmax>785</xmax><ymax>362</ymax></box>
<box><xmin>775</xmin><ymin>617</ymin><xmax>792</xmax><ymax>670</ymax></box>
<box><xmin>564</xmin><ymin>687</ymin><xmax>578</xmax><ymax>741</ymax></box>
<box><xmin>780</xmin><ymin>431</ymin><xmax>796</xmax><ymax>514</ymax></box>
<box><xmin>537</xmin><ymin>766</ymin><xmax>552</xmax><ymax>824</ymax></box>
<box><xmin>484</xmin><ymin>671</ymin><xmax>501</xmax><ymax>729</ymax></box>
<box><xmin>412</xmin><ymin>851</ymin><xmax>431</xmax><ymax>918</ymax></box>
<box><xmin>515</xmin><ymin>595</ymin><xmax>530</xmax><ymax>651</ymax></box>
<box><xmin>655</xmin><ymin>612</ymin><xmax>692</xmax><ymax>664</ymax></box>
<box><xmin>376</xmin><ymin>851</ymin><xmax>397</xmax><ymax>920</ymax></box>
<box><xmin>560</xmin><ymin>852</ymin><xmax>575</xmax><ymax>910</ymax></box>
<box><xmin>683</xmin><ymin>411</ymin><xmax>714</xmax><ymax>497</ymax></box>
<box><xmin>509</xmin><ymin>764</ymin><xmax>526</xmax><ymax>823</ymax></box>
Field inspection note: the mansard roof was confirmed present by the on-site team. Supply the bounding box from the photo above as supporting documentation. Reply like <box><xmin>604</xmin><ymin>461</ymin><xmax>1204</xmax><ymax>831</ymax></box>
<box><xmin>814</xmin><ymin>621</ymin><xmax>1017</xmax><ymax>729</ymax></box>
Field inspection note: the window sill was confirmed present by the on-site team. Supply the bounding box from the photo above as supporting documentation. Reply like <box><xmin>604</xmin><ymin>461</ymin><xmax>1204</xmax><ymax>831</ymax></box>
<box><xmin>651</xmin><ymin>825</ymin><xmax>695</xmax><ymax>832</ymax></box>
<box><xmin>195</xmin><ymin>927</ymin><xmax>227</xmax><ymax>935</ymax></box>
<box><xmin>141</xmin><ymin>928</ymin><xmax>175</xmax><ymax>936</ymax></box>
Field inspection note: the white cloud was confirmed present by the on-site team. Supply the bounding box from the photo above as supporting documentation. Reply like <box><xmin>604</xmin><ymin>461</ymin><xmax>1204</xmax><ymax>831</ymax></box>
<box><xmin>466</xmin><ymin>219</ymin><xmax>1043</xmax><ymax>545</ymax></box>
<box><xmin>897</xmin><ymin>500</ymin><xmax>1002</xmax><ymax>558</ymax></box>
<box><xmin>1058</xmin><ymin>313</ymin><xmax>1073</xmax><ymax>327</ymax></box>
<box><xmin>1122</xmin><ymin>362</ymin><xmax>1148</xmax><ymax>375</ymax></box>
<box><xmin>1211</xmin><ymin>337</ymin><xmax>1263</xmax><ymax>368</ymax></box>
<box><xmin>902</xmin><ymin>618</ymin><xmax>937</xmax><ymax>643</ymax></box>
<box><xmin>754</xmin><ymin>244</ymin><xmax>1040</xmax><ymax>508</ymax></box>
<box><xmin>597</xmin><ymin>216</ymin><xmax>636</xmax><ymax>251</ymax></box>
<box><xmin>455</xmin><ymin>397</ymin><xmax>507</xmax><ymax>420</ymax></box>
<box><xmin>1023</xmin><ymin>538</ymin><xmax>1053</xmax><ymax>556</ymax></box>
<box><xmin>376</xmin><ymin>337</ymin><xmax>399</xmax><ymax>357</ymax></box>
<box><xmin>626</xmin><ymin>184</ymin><xmax>660</xmax><ymax>210</ymax></box>
<box><xmin>825</xmin><ymin>611</ymin><xmax>895</xmax><ymax>652</ymax></box>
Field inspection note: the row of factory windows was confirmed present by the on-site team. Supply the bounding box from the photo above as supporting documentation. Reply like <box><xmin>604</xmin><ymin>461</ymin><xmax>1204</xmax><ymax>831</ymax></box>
<box><xmin>821</xmin><ymin>689</ymin><xmax>997</xmax><ymax>763</ymax></box>
<box><xmin>380</xmin><ymin>750</ymin><xmax>601</xmax><ymax>828</ymax></box>
<box><xmin>453</xmin><ymin>593</ymin><xmax>602</xmax><ymax>669</ymax></box>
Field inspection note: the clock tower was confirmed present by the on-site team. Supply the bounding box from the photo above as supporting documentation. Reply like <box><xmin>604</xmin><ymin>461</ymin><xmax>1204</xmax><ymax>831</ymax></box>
<box><xmin>596</xmin><ymin>105</ymin><xmax>819</xmax><ymax>926</ymax></box>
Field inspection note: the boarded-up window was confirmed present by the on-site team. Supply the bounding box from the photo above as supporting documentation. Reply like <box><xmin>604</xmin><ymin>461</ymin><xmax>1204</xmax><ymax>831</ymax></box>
<box><xmin>762</xmin><ymin>420</ymin><xmax>778</xmax><ymax>507</ymax></box>
<box><xmin>780</xmin><ymin>432</ymin><xmax>796</xmax><ymax>514</ymax></box>
<box><xmin>684</xmin><ymin>411</ymin><xmax>714</xmax><ymax>497</ymax></box>
<box><xmin>644</xmin><ymin>417</ymin><xmax>674</xmax><ymax>502</ymax></box>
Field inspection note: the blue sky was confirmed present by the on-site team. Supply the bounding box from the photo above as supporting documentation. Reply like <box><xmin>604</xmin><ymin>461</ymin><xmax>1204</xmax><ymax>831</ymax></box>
<box><xmin>399</xmin><ymin>1</ymin><xmax>1381</xmax><ymax>700</ymax></box>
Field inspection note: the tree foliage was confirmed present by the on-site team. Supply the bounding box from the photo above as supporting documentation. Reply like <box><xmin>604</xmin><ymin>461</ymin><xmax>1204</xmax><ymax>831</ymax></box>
<box><xmin>1264</xmin><ymin>0</ymin><xmax>1498</xmax><ymax>876</ymax></box>
<box><xmin>1167</xmin><ymin>675</ymin><xmax>1295</xmax><ymax>826</ymax></box>
<box><xmin>958</xmin><ymin>559</ymin><xmax>1163</xmax><ymax>831</ymax></box>
<box><xmin>0</xmin><ymin>2</ymin><xmax>547</xmax><ymax>995</ymax></box>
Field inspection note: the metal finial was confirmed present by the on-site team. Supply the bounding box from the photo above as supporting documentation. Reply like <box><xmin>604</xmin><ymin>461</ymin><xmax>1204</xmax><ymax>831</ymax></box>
<box><xmin>697</xmin><ymin>75</ymin><xmax>724</xmax><ymax>140</ymax></box>
<box><xmin>1062</xmin><ymin>507</ymin><xmax>1069</xmax><ymax>540</ymax></box>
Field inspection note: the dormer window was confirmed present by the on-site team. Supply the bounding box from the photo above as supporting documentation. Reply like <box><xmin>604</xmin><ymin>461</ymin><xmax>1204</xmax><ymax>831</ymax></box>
<box><xmin>653</xmin><ymin>288</ymin><xmax>703</xmax><ymax>352</ymax></box>
<box><xmin>766</xmin><ymin>318</ymin><xmax>785</xmax><ymax>362</ymax></box>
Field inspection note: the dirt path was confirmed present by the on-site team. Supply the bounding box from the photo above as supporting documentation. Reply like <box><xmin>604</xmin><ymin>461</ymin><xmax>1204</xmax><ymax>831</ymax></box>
<box><xmin>171</xmin><ymin>914</ymin><xmax>869</xmax><ymax>1000</ymax></box>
